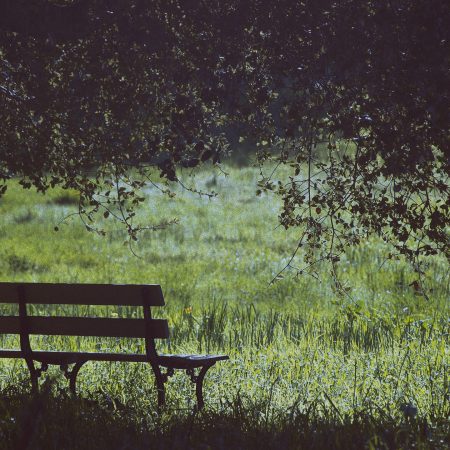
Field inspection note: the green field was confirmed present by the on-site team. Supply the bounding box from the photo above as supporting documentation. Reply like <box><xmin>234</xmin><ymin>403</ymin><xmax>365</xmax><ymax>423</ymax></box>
<box><xmin>0</xmin><ymin>164</ymin><xmax>448</xmax><ymax>449</ymax></box>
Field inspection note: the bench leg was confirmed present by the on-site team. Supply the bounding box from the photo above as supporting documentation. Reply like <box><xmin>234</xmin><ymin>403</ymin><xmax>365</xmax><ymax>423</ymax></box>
<box><xmin>60</xmin><ymin>361</ymin><xmax>87</xmax><ymax>395</ymax></box>
<box><xmin>30</xmin><ymin>370</ymin><xmax>39</xmax><ymax>394</ymax></box>
<box><xmin>187</xmin><ymin>363</ymin><xmax>214</xmax><ymax>410</ymax></box>
<box><xmin>150</xmin><ymin>363</ymin><xmax>216</xmax><ymax>409</ymax></box>
<box><xmin>149</xmin><ymin>362</ymin><xmax>166</xmax><ymax>407</ymax></box>
<box><xmin>28</xmin><ymin>362</ymin><xmax>48</xmax><ymax>393</ymax></box>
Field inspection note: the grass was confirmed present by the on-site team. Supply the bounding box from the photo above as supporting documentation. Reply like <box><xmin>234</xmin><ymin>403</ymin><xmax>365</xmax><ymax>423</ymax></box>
<box><xmin>0</xmin><ymin>164</ymin><xmax>448</xmax><ymax>449</ymax></box>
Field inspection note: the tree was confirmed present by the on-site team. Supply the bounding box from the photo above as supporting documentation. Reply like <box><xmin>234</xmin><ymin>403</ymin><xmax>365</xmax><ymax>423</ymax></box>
<box><xmin>1</xmin><ymin>1</ymin><xmax>448</xmax><ymax>276</ymax></box>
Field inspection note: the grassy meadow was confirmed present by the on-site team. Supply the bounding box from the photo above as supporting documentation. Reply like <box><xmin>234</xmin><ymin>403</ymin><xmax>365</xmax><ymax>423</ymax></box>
<box><xmin>0</xmin><ymin>163</ymin><xmax>448</xmax><ymax>449</ymax></box>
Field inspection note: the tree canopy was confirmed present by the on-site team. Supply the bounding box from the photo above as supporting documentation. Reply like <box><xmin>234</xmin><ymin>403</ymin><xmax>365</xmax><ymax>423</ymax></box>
<box><xmin>0</xmin><ymin>0</ymin><xmax>448</xmax><ymax>277</ymax></box>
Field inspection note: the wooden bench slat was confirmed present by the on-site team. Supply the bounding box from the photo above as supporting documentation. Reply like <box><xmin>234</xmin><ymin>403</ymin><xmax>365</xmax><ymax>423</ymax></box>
<box><xmin>0</xmin><ymin>316</ymin><xmax>169</xmax><ymax>338</ymax></box>
<box><xmin>0</xmin><ymin>349</ymin><xmax>149</xmax><ymax>363</ymax></box>
<box><xmin>0</xmin><ymin>283</ymin><xmax>165</xmax><ymax>306</ymax></box>
<box><xmin>0</xmin><ymin>350</ymin><xmax>229</xmax><ymax>367</ymax></box>
<box><xmin>157</xmin><ymin>354</ymin><xmax>230</xmax><ymax>369</ymax></box>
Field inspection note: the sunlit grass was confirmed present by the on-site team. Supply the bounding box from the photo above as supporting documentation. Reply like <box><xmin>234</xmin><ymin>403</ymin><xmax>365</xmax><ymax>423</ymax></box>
<box><xmin>0</xmin><ymin>164</ymin><xmax>448</xmax><ymax>448</ymax></box>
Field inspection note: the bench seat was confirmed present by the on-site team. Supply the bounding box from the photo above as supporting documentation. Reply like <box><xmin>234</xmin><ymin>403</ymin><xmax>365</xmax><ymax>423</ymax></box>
<box><xmin>0</xmin><ymin>349</ymin><xmax>228</xmax><ymax>368</ymax></box>
<box><xmin>156</xmin><ymin>354</ymin><xmax>229</xmax><ymax>369</ymax></box>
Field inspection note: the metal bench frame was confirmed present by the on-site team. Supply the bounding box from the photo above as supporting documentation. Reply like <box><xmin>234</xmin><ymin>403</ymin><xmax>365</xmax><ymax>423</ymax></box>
<box><xmin>0</xmin><ymin>282</ymin><xmax>228</xmax><ymax>409</ymax></box>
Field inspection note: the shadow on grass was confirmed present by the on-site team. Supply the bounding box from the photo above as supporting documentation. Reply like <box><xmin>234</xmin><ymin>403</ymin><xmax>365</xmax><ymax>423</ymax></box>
<box><xmin>0</xmin><ymin>384</ymin><xmax>448</xmax><ymax>450</ymax></box>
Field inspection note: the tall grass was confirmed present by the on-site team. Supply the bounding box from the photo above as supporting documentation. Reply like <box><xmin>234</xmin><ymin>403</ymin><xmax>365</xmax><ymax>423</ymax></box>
<box><xmin>0</xmin><ymin>165</ymin><xmax>448</xmax><ymax>448</ymax></box>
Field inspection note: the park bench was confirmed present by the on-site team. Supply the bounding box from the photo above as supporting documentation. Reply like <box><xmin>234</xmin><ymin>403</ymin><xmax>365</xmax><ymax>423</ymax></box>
<box><xmin>0</xmin><ymin>282</ymin><xmax>228</xmax><ymax>409</ymax></box>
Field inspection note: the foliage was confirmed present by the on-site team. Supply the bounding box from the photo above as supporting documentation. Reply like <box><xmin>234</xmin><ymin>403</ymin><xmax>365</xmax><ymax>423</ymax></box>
<box><xmin>0</xmin><ymin>0</ymin><xmax>449</xmax><ymax>272</ymax></box>
<box><xmin>254</xmin><ymin>0</ymin><xmax>450</xmax><ymax>277</ymax></box>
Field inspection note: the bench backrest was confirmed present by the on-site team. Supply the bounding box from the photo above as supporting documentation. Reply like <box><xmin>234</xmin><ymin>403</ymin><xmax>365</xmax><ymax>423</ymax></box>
<box><xmin>0</xmin><ymin>283</ymin><xmax>169</xmax><ymax>356</ymax></box>
<box><xmin>0</xmin><ymin>283</ymin><xmax>165</xmax><ymax>306</ymax></box>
